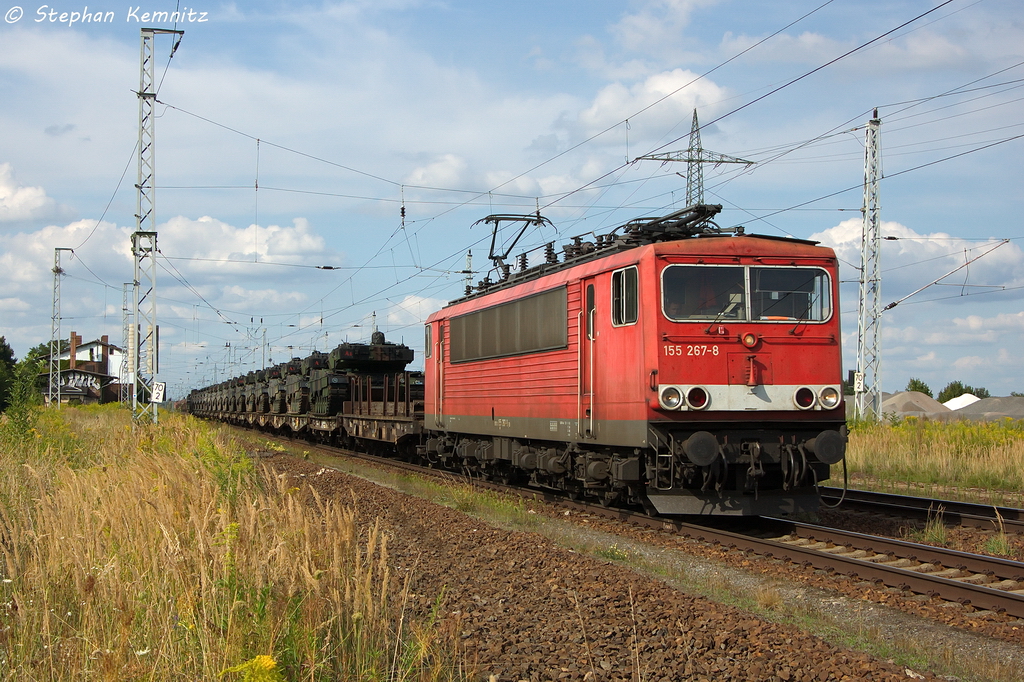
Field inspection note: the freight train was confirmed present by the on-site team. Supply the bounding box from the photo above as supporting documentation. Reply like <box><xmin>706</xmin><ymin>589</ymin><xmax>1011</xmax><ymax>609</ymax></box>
<box><xmin>188</xmin><ymin>204</ymin><xmax>847</xmax><ymax>516</ymax></box>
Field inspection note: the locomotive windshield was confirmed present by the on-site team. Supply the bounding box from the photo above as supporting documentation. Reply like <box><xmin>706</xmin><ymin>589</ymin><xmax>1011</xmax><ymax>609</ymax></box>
<box><xmin>751</xmin><ymin>267</ymin><xmax>829</xmax><ymax>321</ymax></box>
<box><xmin>662</xmin><ymin>265</ymin><xmax>830</xmax><ymax>322</ymax></box>
<box><xmin>662</xmin><ymin>266</ymin><xmax>746</xmax><ymax>321</ymax></box>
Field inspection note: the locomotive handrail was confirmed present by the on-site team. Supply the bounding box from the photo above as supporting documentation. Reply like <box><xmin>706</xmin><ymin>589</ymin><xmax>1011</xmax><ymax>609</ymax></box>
<box><xmin>576</xmin><ymin>311</ymin><xmax>584</xmax><ymax>439</ymax></box>
<box><xmin>588</xmin><ymin>306</ymin><xmax>596</xmax><ymax>439</ymax></box>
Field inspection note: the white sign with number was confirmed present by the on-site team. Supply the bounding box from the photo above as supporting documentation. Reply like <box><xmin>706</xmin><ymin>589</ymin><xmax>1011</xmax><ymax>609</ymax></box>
<box><xmin>151</xmin><ymin>382</ymin><xmax>166</xmax><ymax>403</ymax></box>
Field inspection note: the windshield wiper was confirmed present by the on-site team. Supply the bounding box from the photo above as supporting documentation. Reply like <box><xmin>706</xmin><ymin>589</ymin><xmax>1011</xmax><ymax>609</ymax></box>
<box><xmin>704</xmin><ymin>293</ymin><xmax>743</xmax><ymax>334</ymax></box>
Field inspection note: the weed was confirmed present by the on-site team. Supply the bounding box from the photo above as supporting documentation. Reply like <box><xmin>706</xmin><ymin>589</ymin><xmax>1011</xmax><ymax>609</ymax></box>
<box><xmin>595</xmin><ymin>543</ymin><xmax>632</xmax><ymax>562</ymax></box>
<box><xmin>846</xmin><ymin>419</ymin><xmax>1024</xmax><ymax>503</ymax></box>
<box><xmin>984</xmin><ymin>532</ymin><xmax>1012</xmax><ymax>556</ymax></box>
<box><xmin>442</xmin><ymin>482</ymin><xmax>479</xmax><ymax>512</ymax></box>
<box><xmin>911</xmin><ymin>506</ymin><xmax>948</xmax><ymax>547</ymax></box>
<box><xmin>754</xmin><ymin>585</ymin><xmax>784</xmax><ymax>611</ymax></box>
<box><xmin>0</xmin><ymin>406</ymin><xmax>465</xmax><ymax>681</ymax></box>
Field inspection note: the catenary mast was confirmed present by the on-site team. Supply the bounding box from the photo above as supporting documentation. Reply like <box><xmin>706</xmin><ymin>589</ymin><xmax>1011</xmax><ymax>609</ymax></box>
<box><xmin>855</xmin><ymin>110</ymin><xmax>882</xmax><ymax>419</ymax></box>
<box><xmin>131</xmin><ymin>27</ymin><xmax>182</xmax><ymax>423</ymax></box>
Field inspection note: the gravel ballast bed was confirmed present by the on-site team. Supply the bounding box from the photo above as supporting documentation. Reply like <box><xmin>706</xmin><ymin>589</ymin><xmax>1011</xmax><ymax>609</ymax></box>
<box><xmin>261</xmin><ymin>453</ymin><xmax>949</xmax><ymax>681</ymax></box>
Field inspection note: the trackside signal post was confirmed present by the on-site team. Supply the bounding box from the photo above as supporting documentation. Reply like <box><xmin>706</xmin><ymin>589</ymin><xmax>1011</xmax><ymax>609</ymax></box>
<box><xmin>131</xmin><ymin>27</ymin><xmax>182</xmax><ymax>423</ymax></box>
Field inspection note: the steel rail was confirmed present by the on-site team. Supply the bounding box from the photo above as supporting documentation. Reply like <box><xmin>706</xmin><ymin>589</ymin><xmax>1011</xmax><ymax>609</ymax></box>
<box><xmin>252</xmin><ymin>428</ymin><xmax>1024</xmax><ymax>618</ymax></box>
<box><xmin>819</xmin><ymin>487</ymin><xmax>1024</xmax><ymax>534</ymax></box>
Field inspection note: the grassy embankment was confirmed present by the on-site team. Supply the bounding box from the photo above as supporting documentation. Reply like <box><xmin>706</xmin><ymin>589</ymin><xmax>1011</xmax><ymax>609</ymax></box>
<box><xmin>0</xmin><ymin>403</ymin><xmax>461</xmax><ymax>681</ymax></box>
<box><xmin>846</xmin><ymin>417</ymin><xmax>1024</xmax><ymax>507</ymax></box>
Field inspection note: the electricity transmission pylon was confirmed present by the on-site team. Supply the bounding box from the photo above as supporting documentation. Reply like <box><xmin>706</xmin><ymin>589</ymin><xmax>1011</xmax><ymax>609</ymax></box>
<box><xmin>855</xmin><ymin>110</ymin><xmax>882</xmax><ymax>420</ymax></box>
<box><xmin>636</xmin><ymin>109</ymin><xmax>753</xmax><ymax>205</ymax></box>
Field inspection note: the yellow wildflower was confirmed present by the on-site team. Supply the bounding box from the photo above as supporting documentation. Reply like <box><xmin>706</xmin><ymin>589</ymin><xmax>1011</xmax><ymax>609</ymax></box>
<box><xmin>219</xmin><ymin>655</ymin><xmax>286</xmax><ymax>682</ymax></box>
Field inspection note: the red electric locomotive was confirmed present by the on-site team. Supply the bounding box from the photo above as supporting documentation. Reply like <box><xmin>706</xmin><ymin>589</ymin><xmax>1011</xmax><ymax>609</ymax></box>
<box><xmin>423</xmin><ymin>205</ymin><xmax>846</xmax><ymax>515</ymax></box>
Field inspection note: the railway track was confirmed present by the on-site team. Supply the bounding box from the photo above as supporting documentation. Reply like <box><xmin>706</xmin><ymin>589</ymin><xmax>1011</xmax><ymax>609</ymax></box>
<box><xmin>273</xmin><ymin>435</ymin><xmax>1024</xmax><ymax>620</ymax></box>
<box><xmin>820</xmin><ymin>486</ymin><xmax>1024</xmax><ymax>534</ymax></box>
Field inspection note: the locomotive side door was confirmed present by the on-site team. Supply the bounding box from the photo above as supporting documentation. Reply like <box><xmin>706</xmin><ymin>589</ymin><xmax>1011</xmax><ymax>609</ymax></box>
<box><xmin>435</xmin><ymin>320</ymin><xmax>445</xmax><ymax>429</ymax></box>
<box><xmin>578</xmin><ymin>279</ymin><xmax>597</xmax><ymax>439</ymax></box>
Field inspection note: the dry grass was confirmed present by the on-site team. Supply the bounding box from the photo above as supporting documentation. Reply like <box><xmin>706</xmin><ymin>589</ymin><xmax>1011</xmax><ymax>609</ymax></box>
<box><xmin>846</xmin><ymin>418</ymin><xmax>1024</xmax><ymax>504</ymax></box>
<box><xmin>0</xmin><ymin>404</ymin><xmax>462</xmax><ymax>681</ymax></box>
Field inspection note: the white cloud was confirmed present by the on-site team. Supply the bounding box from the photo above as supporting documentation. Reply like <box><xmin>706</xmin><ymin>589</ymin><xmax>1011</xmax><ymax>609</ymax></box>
<box><xmin>610</xmin><ymin>0</ymin><xmax>721</xmax><ymax>61</ymax></box>
<box><xmin>386</xmin><ymin>294</ymin><xmax>445</xmax><ymax>327</ymax></box>
<box><xmin>0</xmin><ymin>163</ymin><xmax>61</xmax><ymax>223</ymax></box>
<box><xmin>719</xmin><ymin>28</ymin><xmax>968</xmax><ymax>72</ymax></box>
<box><xmin>812</xmin><ymin>218</ymin><xmax>1024</xmax><ymax>303</ymax></box>
<box><xmin>817</xmin><ymin>217</ymin><xmax>1024</xmax><ymax>394</ymax></box>
<box><xmin>404</xmin><ymin>155</ymin><xmax>468</xmax><ymax>188</ymax></box>
<box><xmin>158</xmin><ymin>216</ymin><xmax>338</xmax><ymax>272</ymax></box>
<box><xmin>952</xmin><ymin>355</ymin><xmax>987</xmax><ymax>372</ymax></box>
<box><xmin>572</xmin><ymin>69</ymin><xmax>729</xmax><ymax>142</ymax></box>
<box><xmin>0</xmin><ymin>297</ymin><xmax>31</xmax><ymax>312</ymax></box>
<box><xmin>221</xmin><ymin>285</ymin><xmax>307</xmax><ymax>308</ymax></box>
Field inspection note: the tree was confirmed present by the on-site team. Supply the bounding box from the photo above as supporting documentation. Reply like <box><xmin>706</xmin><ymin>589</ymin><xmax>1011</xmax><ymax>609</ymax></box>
<box><xmin>24</xmin><ymin>340</ymin><xmax>68</xmax><ymax>361</ymax></box>
<box><xmin>0</xmin><ymin>336</ymin><xmax>16</xmax><ymax>412</ymax></box>
<box><xmin>938</xmin><ymin>380</ymin><xmax>990</xmax><ymax>403</ymax></box>
<box><xmin>0</xmin><ymin>336</ymin><xmax>14</xmax><ymax>370</ymax></box>
<box><xmin>0</xmin><ymin>363</ymin><xmax>12</xmax><ymax>413</ymax></box>
<box><xmin>905</xmin><ymin>377</ymin><xmax>932</xmax><ymax>398</ymax></box>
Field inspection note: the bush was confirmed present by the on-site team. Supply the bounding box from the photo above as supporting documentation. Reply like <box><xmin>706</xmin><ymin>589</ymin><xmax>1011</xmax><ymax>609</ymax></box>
<box><xmin>1</xmin><ymin>358</ymin><xmax>43</xmax><ymax>438</ymax></box>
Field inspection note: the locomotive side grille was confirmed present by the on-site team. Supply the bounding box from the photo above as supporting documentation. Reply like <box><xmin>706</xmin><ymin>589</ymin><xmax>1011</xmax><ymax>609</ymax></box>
<box><xmin>449</xmin><ymin>286</ymin><xmax>568</xmax><ymax>363</ymax></box>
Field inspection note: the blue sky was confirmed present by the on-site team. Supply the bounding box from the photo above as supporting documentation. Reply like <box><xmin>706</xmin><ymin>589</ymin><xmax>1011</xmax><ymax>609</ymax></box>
<box><xmin>1</xmin><ymin>0</ymin><xmax>1023</xmax><ymax>399</ymax></box>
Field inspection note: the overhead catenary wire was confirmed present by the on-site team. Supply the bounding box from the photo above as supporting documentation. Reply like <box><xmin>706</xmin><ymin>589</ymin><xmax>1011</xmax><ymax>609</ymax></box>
<box><xmin>103</xmin><ymin>2</ymin><xmax>1021</xmax><ymax>390</ymax></box>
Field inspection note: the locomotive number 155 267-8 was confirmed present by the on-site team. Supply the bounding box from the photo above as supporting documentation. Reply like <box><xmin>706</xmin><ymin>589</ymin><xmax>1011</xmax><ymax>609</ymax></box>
<box><xmin>664</xmin><ymin>345</ymin><xmax>719</xmax><ymax>357</ymax></box>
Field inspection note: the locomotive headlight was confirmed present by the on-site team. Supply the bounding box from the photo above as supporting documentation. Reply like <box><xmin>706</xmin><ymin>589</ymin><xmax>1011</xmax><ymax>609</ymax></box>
<box><xmin>794</xmin><ymin>387</ymin><xmax>816</xmax><ymax>410</ymax></box>
<box><xmin>686</xmin><ymin>386</ymin><xmax>710</xmax><ymax>410</ymax></box>
<box><xmin>818</xmin><ymin>386</ymin><xmax>841</xmax><ymax>409</ymax></box>
<box><xmin>660</xmin><ymin>386</ymin><xmax>683</xmax><ymax>410</ymax></box>
<box><xmin>741</xmin><ymin>332</ymin><xmax>758</xmax><ymax>348</ymax></box>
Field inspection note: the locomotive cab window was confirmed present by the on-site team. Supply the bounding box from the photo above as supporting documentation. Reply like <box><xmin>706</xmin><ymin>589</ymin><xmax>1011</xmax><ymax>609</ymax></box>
<box><xmin>662</xmin><ymin>265</ymin><xmax>746</xmax><ymax>321</ymax></box>
<box><xmin>611</xmin><ymin>266</ymin><xmax>638</xmax><ymax>326</ymax></box>
<box><xmin>661</xmin><ymin>264</ymin><xmax>831</xmax><ymax>323</ymax></box>
<box><xmin>585</xmin><ymin>284</ymin><xmax>596</xmax><ymax>340</ymax></box>
<box><xmin>752</xmin><ymin>267</ymin><xmax>829</xmax><ymax>321</ymax></box>
<box><xmin>424</xmin><ymin>324</ymin><xmax>432</xmax><ymax>358</ymax></box>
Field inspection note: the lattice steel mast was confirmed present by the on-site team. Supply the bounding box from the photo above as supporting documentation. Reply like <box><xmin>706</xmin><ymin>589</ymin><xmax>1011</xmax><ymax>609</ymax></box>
<box><xmin>48</xmin><ymin>247</ymin><xmax>73</xmax><ymax>408</ymax></box>
<box><xmin>636</xmin><ymin>109</ymin><xmax>753</xmax><ymax>205</ymax></box>
<box><xmin>120</xmin><ymin>282</ymin><xmax>132</xmax><ymax>406</ymax></box>
<box><xmin>131</xmin><ymin>27</ymin><xmax>182</xmax><ymax>423</ymax></box>
<box><xmin>855</xmin><ymin>110</ymin><xmax>882</xmax><ymax>420</ymax></box>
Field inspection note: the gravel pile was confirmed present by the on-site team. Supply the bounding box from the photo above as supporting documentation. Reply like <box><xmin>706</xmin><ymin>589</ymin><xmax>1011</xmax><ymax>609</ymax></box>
<box><xmin>952</xmin><ymin>396</ymin><xmax>1024</xmax><ymax>420</ymax></box>
<box><xmin>262</xmin><ymin>453</ymin><xmax>937</xmax><ymax>681</ymax></box>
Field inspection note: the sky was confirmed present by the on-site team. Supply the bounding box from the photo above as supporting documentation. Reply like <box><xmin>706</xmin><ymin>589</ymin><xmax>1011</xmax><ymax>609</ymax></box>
<box><xmin>1</xmin><ymin>0</ymin><xmax>1023</xmax><ymax>400</ymax></box>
